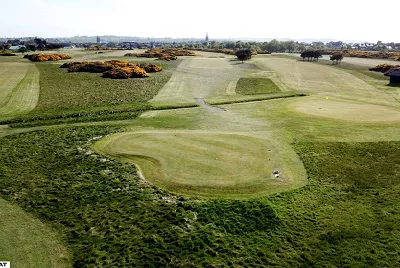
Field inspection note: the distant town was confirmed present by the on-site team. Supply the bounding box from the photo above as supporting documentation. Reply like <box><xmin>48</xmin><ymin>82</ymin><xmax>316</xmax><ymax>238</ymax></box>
<box><xmin>1</xmin><ymin>35</ymin><xmax>400</xmax><ymax>53</ymax></box>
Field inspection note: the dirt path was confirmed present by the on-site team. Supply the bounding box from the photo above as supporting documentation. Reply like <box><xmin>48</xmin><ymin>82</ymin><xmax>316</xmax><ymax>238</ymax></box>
<box><xmin>195</xmin><ymin>98</ymin><xmax>225</xmax><ymax>113</ymax></box>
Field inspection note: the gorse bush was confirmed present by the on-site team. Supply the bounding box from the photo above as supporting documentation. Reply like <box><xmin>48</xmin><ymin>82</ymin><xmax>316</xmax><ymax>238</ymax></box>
<box><xmin>187</xmin><ymin>48</ymin><xmax>265</xmax><ymax>55</ymax></box>
<box><xmin>369</xmin><ymin>64</ymin><xmax>400</xmax><ymax>73</ymax></box>
<box><xmin>330</xmin><ymin>53</ymin><xmax>344</xmax><ymax>64</ymax></box>
<box><xmin>125</xmin><ymin>48</ymin><xmax>195</xmax><ymax>61</ymax></box>
<box><xmin>102</xmin><ymin>66</ymin><xmax>149</xmax><ymax>79</ymax></box>
<box><xmin>0</xmin><ymin>52</ymin><xmax>16</xmax><ymax>56</ymax></box>
<box><xmin>138</xmin><ymin>63</ymin><xmax>163</xmax><ymax>73</ymax></box>
<box><xmin>25</xmin><ymin>53</ymin><xmax>72</xmax><ymax>61</ymax></box>
<box><xmin>61</xmin><ymin>60</ymin><xmax>163</xmax><ymax>79</ymax></box>
<box><xmin>325</xmin><ymin>50</ymin><xmax>400</xmax><ymax>61</ymax></box>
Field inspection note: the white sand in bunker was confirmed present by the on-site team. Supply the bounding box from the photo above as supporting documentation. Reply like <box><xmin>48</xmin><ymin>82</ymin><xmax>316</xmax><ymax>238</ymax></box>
<box><xmin>291</xmin><ymin>98</ymin><xmax>400</xmax><ymax>122</ymax></box>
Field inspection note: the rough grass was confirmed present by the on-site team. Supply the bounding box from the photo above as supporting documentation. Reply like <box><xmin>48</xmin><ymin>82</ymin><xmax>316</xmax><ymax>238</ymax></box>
<box><xmin>0</xmin><ymin>127</ymin><xmax>399</xmax><ymax>267</ymax></box>
<box><xmin>34</xmin><ymin>62</ymin><xmax>174</xmax><ymax>110</ymax></box>
<box><xmin>0</xmin><ymin>199</ymin><xmax>71</xmax><ymax>268</ymax></box>
<box><xmin>0</xmin><ymin>102</ymin><xmax>150</xmax><ymax>128</ymax></box>
<box><xmin>0</xmin><ymin>60</ymin><xmax>176</xmax><ymax>127</ymax></box>
<box><xmin>235</xmin><ymin>78</ymin><xmax>281</xmax><ymax>95</ymax></box>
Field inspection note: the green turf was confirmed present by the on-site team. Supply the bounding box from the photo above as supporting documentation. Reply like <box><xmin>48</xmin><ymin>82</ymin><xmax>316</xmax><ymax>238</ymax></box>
<box><xmin>1</xmin><ymin>50</ymin><xmax>400</xmax><ymax>267</ymax></box>
<box><xmin>235</xmin><ymin>77</ymin><xmax>281</xmax><ymax>95</ymax></box>
<box><xmin>1</xmin><ymin>127</ymin><xmax>399</xmax><ymax>267</ymax></box>
<box><xmin>95</xmin><ymin>131</ymin><xmax>307</xmax><ymax>198</ymax></box>
<box><xmin>0</xmin><ymin>62</ymin><xmax>39</xmax><ymax>120</ymax></box>
<box><xmin>0</xmin><ymin>199</ymin><xmax>70</xmax><ymax>268</ymax></box>
<box><xmin>0</xmin><ymin>60</ymin><xmax>176</xmax><ymax>126</ymax></box>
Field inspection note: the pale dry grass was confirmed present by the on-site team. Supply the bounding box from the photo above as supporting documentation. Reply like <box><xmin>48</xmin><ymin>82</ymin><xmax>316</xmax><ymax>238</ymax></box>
<box><xmin>254</xmin><ymin>57</ymin><xmax>399</xmax><ymax>106</ymax></box>
<box><xmin>150</xmin><ymin>57</ymin><xmax>244</xmax><ymax>104</ymax></box>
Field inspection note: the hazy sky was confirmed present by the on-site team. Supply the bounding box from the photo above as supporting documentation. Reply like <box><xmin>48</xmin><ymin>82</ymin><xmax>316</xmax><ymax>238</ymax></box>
<box><xmin>1</xmin><ymin>0</ymin><xmax>399</xmax><ymax>42</ymax></box>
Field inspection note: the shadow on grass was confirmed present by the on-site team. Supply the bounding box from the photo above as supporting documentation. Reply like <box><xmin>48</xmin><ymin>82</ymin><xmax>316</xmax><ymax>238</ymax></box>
<box><xmin>387</xmin><ymin>83</ymin><xmax>400</xmax><ymax>88</ymax></box>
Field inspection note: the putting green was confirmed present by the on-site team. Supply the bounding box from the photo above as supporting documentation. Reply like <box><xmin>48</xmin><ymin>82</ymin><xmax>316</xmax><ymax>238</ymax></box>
<box><xmin>95</xmin><ymin>131</ymin><xmax>307</xmax><ymax>198</ymax></box>
<box><xmin>290</xmin><ymin>97</ymin><xmax>400</xmax><ymax>122</ymax></box>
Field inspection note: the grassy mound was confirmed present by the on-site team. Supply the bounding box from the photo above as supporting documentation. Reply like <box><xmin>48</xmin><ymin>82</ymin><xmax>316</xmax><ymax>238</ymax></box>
<box><xmin>1</xmin><ymin>127</ymin><xmax>399</xmax><ymax>267</ymax></box>
<box><xmin>236</xmin><ymin>78</ymin><xmax>281</xmax><ymax>95</ymax></box>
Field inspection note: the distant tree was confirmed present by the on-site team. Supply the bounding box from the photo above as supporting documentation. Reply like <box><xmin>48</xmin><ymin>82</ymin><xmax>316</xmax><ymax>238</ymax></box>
<box><xmin>18</xmin><ymin>46</ymin><xmax>28</xmax><ymax>54</ymax></box>
<box><xmin>26</xmin><ymin>44</ymin><xmax>36</xmax><ymax>51</ymax></box>
<box><xmin>107</xmin><ymin>42</ymin><xmax>116</xmax><ymax>48</ymax></box>
<box><xmin>34</xmin><ymin>38</ymin><xmax>46</xmax><ymax>50</ymax></box>
<box><xmin>327</xmin><ymin>41</ymin><xmax>343</xmax><ymax>49</ymax></box>
<box><xmin>3</xmin><ymin>43</ymin><xmax>11</xmax><ymax>50</ymax></box>
<box><xmin>313</xmin><ymin>50</ymin><xmax>322</xmax><ymax>61</ymax></box>
<box><xmin>234</xmin><ymin>41</ymin><xmax>243</xmax><ymax>49</ymax></box>
<box><xmin>300</xmin><ymin>50</ymin><xmax>322</xmax><ymax>61</ymax></box>
<box><xmin>312</xmin><ymin>41</ymin><xmax>325</xmax><ymax>49</ymax></box>
<box><xmin>297</xmin><ymin>44</ymin><xmax>306</xmax><ymax>52</ymax></box>
<box><xmin>284</xmin><ymin>41</ymin><xmax>297</xmax><ymax>53</ymax></box>
<box><xmin>45</xmin><ymin>43</ymin><xmax>63</xmax><ymax>50</ymax></box>
<box><xmin>224</xmin><ymin>42</ymin><xmax>235</xmax><ymax>49</ymax></box>
<box><xmin>236</xmin><ymin>49</ymin><xmax>252</xmax><ymax>63</ymax></box>
<box><xmin>266</xmin><ymin>39</ymin><xmax>281</xmax><ymax>53</ymax></box>
<box><xmin>330</xmin><ymin>53</ymin><xmax>344</xmax><ymax>64</ymax></box>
